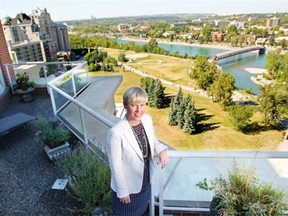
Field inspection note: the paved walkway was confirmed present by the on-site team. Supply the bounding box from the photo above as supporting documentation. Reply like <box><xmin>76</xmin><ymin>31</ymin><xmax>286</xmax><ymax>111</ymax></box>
<box><xmin>0</xmin><ymin>94</ymin><xmax>85</xmax><ymax>216</ymax></box>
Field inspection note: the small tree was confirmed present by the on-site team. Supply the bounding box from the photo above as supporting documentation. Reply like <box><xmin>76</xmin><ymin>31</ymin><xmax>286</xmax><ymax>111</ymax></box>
<box><xmin>177</xmin><ymin>94</ymin><xmax>191</xmax><ymax>129</ymax></box>
<box><xmin>148</xmin><ymin>79</ymin><xmax>156</xmax><ymax>107</ymax></box>
<box><xmin>118</xmin><ymin>51</ymin><xmax>128</xmax><ymax>62</ymax></box>
<box><xmin>153</xmin><ymin>79</ymin><xmax>166</xmax><ymax>108</ymax></box>
<box><xmin>229</xmin><ymin>104</ymin><xmax>254</xmax><ymax>132</ymax></box>
<box><xmin>183</xmin><ymin>99</ymin><xmax>197</xmax><ymax>134</ymax></box>
<box><xmin>168</xmin><ymin>87</ymin><xmax>183</xmax><ymax>126</ymax></box>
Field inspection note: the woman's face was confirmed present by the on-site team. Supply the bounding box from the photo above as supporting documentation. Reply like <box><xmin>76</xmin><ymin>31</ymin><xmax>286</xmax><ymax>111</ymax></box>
<box><xmin>124</xmin><ymin>101</ymin><xmax>147</xmax><ymax>122</ymax></box>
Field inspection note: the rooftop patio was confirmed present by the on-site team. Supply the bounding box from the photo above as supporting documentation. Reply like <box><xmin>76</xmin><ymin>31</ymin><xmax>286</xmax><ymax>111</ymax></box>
<box><xmin>0</xmin><ymin>94</ymin><xmax>86</xmax><ymax>215</ymax></box>
<box><xmin>1</xmin><ymin>61</ymin><xmax>288</xmax><ymax>215</ymax></box>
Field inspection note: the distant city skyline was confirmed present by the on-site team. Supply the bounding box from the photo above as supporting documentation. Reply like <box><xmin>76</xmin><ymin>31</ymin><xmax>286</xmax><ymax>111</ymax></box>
<box><xmin>1</xmin><ymin>0</ymin><xmax>288</xmax><ymax>22</ymax></box>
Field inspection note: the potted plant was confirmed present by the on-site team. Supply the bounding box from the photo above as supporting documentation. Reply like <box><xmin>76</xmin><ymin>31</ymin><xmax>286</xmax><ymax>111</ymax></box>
<box><xmin>35</xmin><ymin>117</ymin><xmax>71</xmax><ymax>162</ymax></box>
<box><xmin>196</xmin><ymin>162</ymin><xmax>288</xmax><ymax>215</ymax></box>
<box><xmin>13</xmin><ymin>72</ymin><xmax>36</xmax><ymax>102</ymax></box>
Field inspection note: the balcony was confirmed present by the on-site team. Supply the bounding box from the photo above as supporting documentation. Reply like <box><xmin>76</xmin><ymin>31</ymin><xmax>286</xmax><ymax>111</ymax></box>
<box><xmin>2</xmin><ymin>61</ymin><xmax>288</xmax><ymax>215</ymax></box>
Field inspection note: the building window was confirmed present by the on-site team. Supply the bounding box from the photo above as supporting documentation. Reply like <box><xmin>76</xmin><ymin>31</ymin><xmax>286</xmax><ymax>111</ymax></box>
<box><xmin>12</xmin><ymin>26</ymin><xmax>19</xmax><ymax>42</ymax></box>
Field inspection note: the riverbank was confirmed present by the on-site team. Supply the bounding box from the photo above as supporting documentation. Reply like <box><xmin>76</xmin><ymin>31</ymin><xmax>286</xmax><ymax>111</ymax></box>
<box><xmin>245</xmin><ymin>67</ymin><xmax>273</xmax><ymax>86</ymax></box>
<box><xmin>119</xmin><ymin>36</ymin><xmax>237</xmax><ymax>51</ymax></box>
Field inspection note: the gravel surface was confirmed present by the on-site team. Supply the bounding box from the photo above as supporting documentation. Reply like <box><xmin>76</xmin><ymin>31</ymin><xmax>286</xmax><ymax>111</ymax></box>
<box><xmin>0</xmin><ymin>95</ymin><xmax>86</xmax><ymax>216</ymax></box>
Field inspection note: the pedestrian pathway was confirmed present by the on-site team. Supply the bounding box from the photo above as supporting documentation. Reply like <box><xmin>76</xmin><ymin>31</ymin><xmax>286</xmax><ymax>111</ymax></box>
<box><xmin>123</xmin><ymin>64</ymin><xmax>247</xmax><ymax>102</ymax></box>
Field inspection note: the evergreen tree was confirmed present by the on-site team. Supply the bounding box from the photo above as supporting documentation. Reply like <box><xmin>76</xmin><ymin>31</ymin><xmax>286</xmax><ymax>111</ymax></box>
<box><xmin>148</xmin><ymin>79</ymin><xmax>156</xmax><ymax>107</ymax></box>
<box><xmin>174</xmin><ymin>87</ymin><xmax>183</xmax><ymax>107</ymax></box>
<box><xmin>118</xmin><ymin>51</ymin><xmax>128</xmax><ymax>62</ymax></box>
<box><xmin>168</xmin><ymin>87</ymin><xmax>183</xmax><ymax>126</ymax></box>
<box><xmin>177</xmin><ymin>94</ymin><xmax>191</xmax><ymax>129</ymax></box>
<box><xmin>169</xmin><ymin>97</ymin><xmax>178</xmax><ymax>125</ymax></box>
<box><xmin>140</xmin><ymin>77</ymin><xmax>153</xmax><ymax>94</ymax></box>
<box><xmin>183</xmin><ymin>100</ymin><xmax>197</xmax><ymax>134</ymax></box>
<box><xmin>153</xmin><ymin>79</ymin><xmax>166</xmax><ymax>108</ymax></box>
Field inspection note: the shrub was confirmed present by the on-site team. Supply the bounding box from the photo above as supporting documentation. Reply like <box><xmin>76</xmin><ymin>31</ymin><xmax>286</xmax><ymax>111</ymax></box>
<box><xmin>13</xmin><ymin>72</ymin><xmax>36</xmax><ymax>91</ymax></box>
<box><xmin>196</xmin><ymin>162</ymin><xmax>288</xmax><ymax>215</ymax></box>
<box><xmin>35</xmin><ymin>117</ymin><xmax>70</xmax><ymax>148</ymax></box>
<box><xmin>63</xmin><ymin>148</ymin><xmax>111</xmax><ymax>214</ymax></box>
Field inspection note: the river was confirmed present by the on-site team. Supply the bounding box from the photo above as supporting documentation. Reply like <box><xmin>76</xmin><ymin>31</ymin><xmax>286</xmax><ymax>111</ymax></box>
<box><xmin>116</xmin><ymin>39</ymin><xmax>266</xmax><ymax>94</ymax></box>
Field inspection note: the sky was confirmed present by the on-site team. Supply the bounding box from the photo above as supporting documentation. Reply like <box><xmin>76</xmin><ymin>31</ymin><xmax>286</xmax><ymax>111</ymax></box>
<box><xmin>0</xmin><ymin>0</ymin><xmax>288</xmax><ymax>22</ymax></box>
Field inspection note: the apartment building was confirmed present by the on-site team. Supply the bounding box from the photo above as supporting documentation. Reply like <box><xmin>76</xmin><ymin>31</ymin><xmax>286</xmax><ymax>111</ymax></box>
<box><xmin>51</xmin><ymin>22</ymin><xmax>70</xmax><ymax>51</ymax></box>
<box><xmin>117</xmin><ymin>24</ymin><xmax>129</xmax><ymax>32</ymax></box>
<box><xmin>2</xmin><ymin>7</ymin><xmax>69</xmax><ymax>62</ymax></box>
<box><xmin>7</xmin><ymin>40</ymin><xmax>45</xmax><ymax>62</ymax></box>
<box><xmin>266</xmin><ymin>17</ymin><xmax>281</xmax><ymax>28</ymax></box>
<box><xmin>214</xmin><ymin>20</ymin><xmax>230</xmax><ymax>28</ymax></box>
<box><xmin>211</xmin><ymin>32</ymin><xmax>224</xmax><ymax>42</ymax></box>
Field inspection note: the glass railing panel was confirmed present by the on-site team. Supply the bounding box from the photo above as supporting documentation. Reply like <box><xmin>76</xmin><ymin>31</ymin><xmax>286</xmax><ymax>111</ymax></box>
<box><xmin>79</xmin><ymin>110</ymin><xmax>111</xmax><ymax>160</ymax></box>
<box><xmin>50</xmin><ymin>87</ymin><xmax>70</xmax><ymax>112</ymax></box>
<box><xmin>57</xmin><ymin>100</ymin><xmax>85</xmax><ymax>141</ymax></box>
<box><xmin>52</xmin><ymin>74</ymin><xmax>74</xmax><ymax>97</ymax></box>
<box><xmin>71</xmin><ymin>63</ymin><xmax>89</xmax><ymax>93</ymax></box>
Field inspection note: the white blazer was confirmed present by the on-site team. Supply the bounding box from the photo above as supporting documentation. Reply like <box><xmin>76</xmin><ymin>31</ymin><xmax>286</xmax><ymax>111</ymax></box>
<box><xmin>106</xmin><ymin>114</ymin><xmax>168</xmax><ymax>198</ymax></box>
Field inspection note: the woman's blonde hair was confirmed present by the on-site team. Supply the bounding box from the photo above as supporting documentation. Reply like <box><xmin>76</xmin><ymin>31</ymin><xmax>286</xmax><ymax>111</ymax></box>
<box><xmin>123</xmin><ymin>87</ymin><xmax>148</xmax><ymax>104</ymax></box>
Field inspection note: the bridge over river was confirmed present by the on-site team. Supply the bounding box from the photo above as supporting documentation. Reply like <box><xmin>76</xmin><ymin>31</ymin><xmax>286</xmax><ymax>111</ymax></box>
<box><xmin>209</xmin><ymin>45</ymin><xmax>266</xmax><ymax>61</ymax></box>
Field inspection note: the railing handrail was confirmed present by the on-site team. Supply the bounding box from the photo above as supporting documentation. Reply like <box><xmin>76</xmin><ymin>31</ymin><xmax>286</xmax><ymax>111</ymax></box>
<box><xmin>167</xmin><ymin>150</ymin><xmax>288</xmax><ymax>158</ymax></box>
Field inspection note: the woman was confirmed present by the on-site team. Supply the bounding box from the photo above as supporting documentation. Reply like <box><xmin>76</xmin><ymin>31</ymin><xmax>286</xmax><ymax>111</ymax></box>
<box><xmin>106</xmin><ymin>86</ymin><xmax>169</xmax><ymax>216</ymax></box>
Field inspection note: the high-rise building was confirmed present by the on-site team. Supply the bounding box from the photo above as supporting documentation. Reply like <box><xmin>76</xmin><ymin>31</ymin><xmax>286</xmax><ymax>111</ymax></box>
<box><xmin>266</xmin><ymin>17</ymin><xmax>281</xmax><ymax>28</ymax></box>
<box><xmin>2</xmin><ymin>14</ymin><xmax>47</xmax><ymax>62</ymax></box>
<box><xmin>51</xmin><ymin>22</ymin><xmax>70</xmax><ymax>51</ymax></box>
<box><xmin>30</xmin><ymin>7</ymin><xmax>53</xmax><ymax>41</ymax></box>
<box><xmin>2</xmin><ymin>7</ymin><xmax>69</xmax><ymax>62</ymax></box>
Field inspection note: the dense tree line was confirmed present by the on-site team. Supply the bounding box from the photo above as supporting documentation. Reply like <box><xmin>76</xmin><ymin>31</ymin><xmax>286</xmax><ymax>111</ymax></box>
<box><xmin>69</xmin><ymin>34</ymin><xmax>196</xmax><ymax>60</ymax></box>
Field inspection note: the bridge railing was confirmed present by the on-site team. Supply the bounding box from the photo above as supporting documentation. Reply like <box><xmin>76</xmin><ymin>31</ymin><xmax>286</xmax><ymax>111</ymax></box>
<box><xmin>209</xmin><ymin>45</ymin><xmax>265</xmax><ymax>61</ymax></box>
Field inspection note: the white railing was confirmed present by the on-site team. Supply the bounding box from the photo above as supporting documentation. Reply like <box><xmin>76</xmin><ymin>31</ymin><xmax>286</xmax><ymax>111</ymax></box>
<box><xmin>4</xmin><ymin>61</ymin><xmax>84</xmax><ymax>94</ymax></box>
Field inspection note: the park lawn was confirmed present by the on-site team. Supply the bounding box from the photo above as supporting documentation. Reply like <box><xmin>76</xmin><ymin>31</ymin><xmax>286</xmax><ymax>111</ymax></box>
<box><xmin>103</xmin><ymin>48</ymin><xmax>198</xmax><ymax>88</ymax></box>
<box><xmin>91</xmin><ymin>70</ymin><xmax>281</xmax><ymax>151</ymax></box>
<box><xmin>93</xmin><ymin>49</ymin><xmax>281</xmax><ymax>150</ymax></box>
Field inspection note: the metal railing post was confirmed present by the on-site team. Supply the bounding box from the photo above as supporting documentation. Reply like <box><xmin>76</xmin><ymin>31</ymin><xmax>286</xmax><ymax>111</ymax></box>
<box><xmin>48</xmin><ymin>86</ymin><xmax>58</xmax><ymax>116</ymax></box>
<box><xmin>159</xmin><ymin>166</ymin><xmax>164</xmax><ymax>216</ymax></box>
<box><xmin>71</xmin><ymin>69</ymin><xmax>77</xmax><ymax>96</ymax></box>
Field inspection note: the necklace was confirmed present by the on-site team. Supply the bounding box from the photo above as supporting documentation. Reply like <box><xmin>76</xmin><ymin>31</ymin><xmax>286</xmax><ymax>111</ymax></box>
<box><xmin>131</xmin><ymin>123</ymin><xmax>149</xmax><ymax>158</ymax></box>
